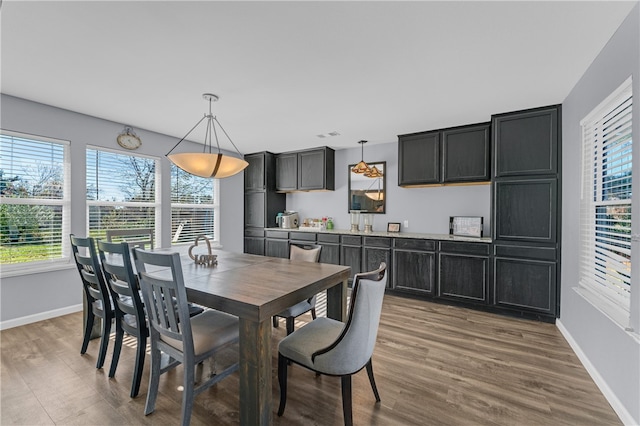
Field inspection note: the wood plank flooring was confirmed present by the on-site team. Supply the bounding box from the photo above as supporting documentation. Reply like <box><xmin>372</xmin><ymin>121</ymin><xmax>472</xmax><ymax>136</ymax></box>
<box><xmin>1</xmin><ymin>295</ymin><xmax>620</xmax><ymax>425</ymax></box>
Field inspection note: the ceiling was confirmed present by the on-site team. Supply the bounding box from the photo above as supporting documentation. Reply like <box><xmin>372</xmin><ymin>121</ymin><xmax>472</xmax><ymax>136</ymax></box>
<box><xmin>1</xmin><ymin>1</ymin><xmax>636</xmax><ymax>154</ymax></box>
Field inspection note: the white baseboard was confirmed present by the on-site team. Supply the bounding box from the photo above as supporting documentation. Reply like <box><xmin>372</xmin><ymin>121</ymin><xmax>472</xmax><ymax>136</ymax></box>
<box><xmin>0</xmin><ymin>304</ymin><xmax>83</xmax><ymax>331</ymax></box>
<box><xmin>556</xmin><ymin>319</ymin><xmax>637</xmax><ymax>426</ymax></box>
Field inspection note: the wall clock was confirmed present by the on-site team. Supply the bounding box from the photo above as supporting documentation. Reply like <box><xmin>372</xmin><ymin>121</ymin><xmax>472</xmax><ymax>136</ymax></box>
<box><xmin>117</xmin><ymin>126</ymin><xmax>142</xmax><ymax>150</ymax></box>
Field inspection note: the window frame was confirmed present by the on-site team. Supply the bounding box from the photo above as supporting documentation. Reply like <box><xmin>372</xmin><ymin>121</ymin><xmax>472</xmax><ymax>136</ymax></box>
<box><xmin>85</xmin><ymin>146</ymin><xmax>161</xmax><ymax>246</ymax></box>
<box><xmin>0</xmin><ymin>129</ymin><xmax>72</xmax><ymax>277</ymax></box>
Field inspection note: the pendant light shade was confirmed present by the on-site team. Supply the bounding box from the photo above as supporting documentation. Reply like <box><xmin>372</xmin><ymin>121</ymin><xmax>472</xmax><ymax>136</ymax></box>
<box><xmin>351</xmin><ymin>140</ymin><xmax>371</xmax><ymax>174</ymax></box>
<box><xmin>166</xmin><ymin>93</ymin><xmax>249</xmax><ymax>178</ymax></box>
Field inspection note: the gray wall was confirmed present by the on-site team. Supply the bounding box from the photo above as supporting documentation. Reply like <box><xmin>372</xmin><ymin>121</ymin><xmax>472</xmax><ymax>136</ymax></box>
<box><xmin>559</xmin><ymin>3</ymin><xmax>639</xmax><ymax>424</ymax></box>
<box><xmin>288</xmin><ymin>141</ymin><xmax>492</xmax><ymax>236</ymax></box>
<box><xmin>0</xmin><ymin>94</ymin><xmax>245</xmax><ymax>326</ymax></box>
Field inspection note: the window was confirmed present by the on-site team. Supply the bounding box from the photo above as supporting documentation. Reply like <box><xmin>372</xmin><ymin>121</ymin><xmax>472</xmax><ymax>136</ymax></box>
<box><xmin>86</xmin><ymin>148</ymin><xmax>159</xmax><ymax>245</ymax></box>
<box><xmin>580</xmin><ymin>78</ymin><xmax>633</xmax><ymax>320</ymax></box>
<box><xmin>170</xmin><ymin>164</ymin><xmax>219</xmax><ymax>245</ymax></box>
<box><xmin>0</xmin><ymin>130</ymin><xmax>70</xmax><ymax>273</ymax></box>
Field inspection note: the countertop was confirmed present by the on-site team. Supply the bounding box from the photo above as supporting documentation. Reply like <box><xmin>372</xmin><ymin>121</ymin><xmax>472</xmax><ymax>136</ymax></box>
<box><xmin>265</xmin><ymin>227</ymin><xmax>492</xmax><ymax>243</ymax></box>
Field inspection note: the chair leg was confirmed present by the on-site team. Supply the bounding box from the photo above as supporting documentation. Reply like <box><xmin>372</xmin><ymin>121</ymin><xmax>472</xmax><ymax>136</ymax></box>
<box><xmin>109</xmin><ymin>322</ymin><xmax>124</xmax><ymax>378</ymax></box>
<box><xmin>366</xmin><ymin>359</ymin><xmax>381</xmax><ymax>402</ymax></box>
<box><xmin>277</xmin><ymin>353</ymin><xmax>288</xmax><ymax>416</ymax></box>
<box><xmin>96</xmin><ymin>315</ymin><xmax>111</xmax><ymax>369</ymax></box>
<box><xmin>273</xmin><ymin>316</ymin><xmax>279</xmax><ymax>328</ymax></box>
<box><xmin>144</xmin><ymin>346</ymin><xmax>161</xmax><ymax>415</ymax></box>
<box><xmin>131</xmin><ymin>334</ymin><xmax>147</xmax><ymax>398</ymax></box>
<box><xmin>311</xmin><ymin>307</ymin><xmax>317</xmax><ymax>320</ymax></box>
<box><xmin>286</xmin><ymin>317</ymin><xmax>295</xmax><ymax>335</ymax></box>
<box><xmin>81</xmin><ymin>311</ymin><xmax>94</xmax><ymax>354</ymax></box>
<box><xmin>341</xmin><ymin>375</ymin><xmax>353</xmax><ymax>426</ymax></box>
<box><xmin>181</xmin><ymin>358</ymin><xmax>195</xmax><ymax>426</ymax></box>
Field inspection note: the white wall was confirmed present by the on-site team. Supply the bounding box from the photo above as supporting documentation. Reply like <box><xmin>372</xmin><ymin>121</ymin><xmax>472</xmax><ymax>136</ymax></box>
<box><xmin>559</xmin><ymin>3</ymin><xmax>640</xmax><ymax>424</ymax></box>
<box><xmin>288</xmin><ymin>140</ymin><xmax>492</xmax><ymax>236</ymax></box>
<box><xmin>0</xmin><ymin>94</ymin><xmax>245</xmax><ymax>327</ymax></box>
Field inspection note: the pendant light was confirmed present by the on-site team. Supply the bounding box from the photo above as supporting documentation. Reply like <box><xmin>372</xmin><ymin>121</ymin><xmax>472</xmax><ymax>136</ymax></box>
<box><xmin>167</xmin><ymin>93</ymin><xmax>249</xmax><ymax>178</ymax></box>
<box><xmin>351</xmin><ymin>140</ymin><xmax>371</xmax><ymax>174</ymax></box>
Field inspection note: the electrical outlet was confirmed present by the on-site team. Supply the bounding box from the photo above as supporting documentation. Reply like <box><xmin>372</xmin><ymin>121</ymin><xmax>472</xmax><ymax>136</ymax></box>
<box><xmin>404</xmin><ymin>220</ymin><xmax>409</xmax><ymax>228</ymax></box>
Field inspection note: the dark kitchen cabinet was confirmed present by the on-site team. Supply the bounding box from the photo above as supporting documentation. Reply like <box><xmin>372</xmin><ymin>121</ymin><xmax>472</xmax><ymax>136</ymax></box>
<box><xmin>265</xmin><ymin>230</ymin><xmax>289</xmax><ymax>258</ymax></box>
<box><xmin>438</xmin><ymin>242</ymin><xmax>489</xmax><ymax>303</ymax></box>
<box><xmin>244</xmin><ymin>228</ymin><xmax>265</xmax><ymax>256</ymax></box>
<box><xmin>341</xmin><ymin>235</ymin><xmax>362</xmax><ymax>284</ymax></box>
<box><xmin>398</xmin><ymin>123</ymin><xmax>490</xmax><ymax>187</ymax></box>
<box><xmin>363</xmin><ymin>237</ymin><xmax>392</xmax><ymax>288</ymax></box>
<box><xmin>392</xmin><ymin>238</ymin><xmax>436</xmax><ymax>295</ymax></box>
<box><xmin>317</xmin><ymin>233</ymin><xmax>340</xmax><ymax>265</ymax></box>
<box><xmin>275</xmin><ymin>147</ymin><xmax>335</xmax><ymax>191</ymax></box>
<box><xmin>244</xmin><ymin>153</ymin><xmax>267</xmax><ymax>191</ymax></box>
<box><xmin>493</xmin><ymin>105</ymin><xmax>559</xmax><ymax>178</ymax></box>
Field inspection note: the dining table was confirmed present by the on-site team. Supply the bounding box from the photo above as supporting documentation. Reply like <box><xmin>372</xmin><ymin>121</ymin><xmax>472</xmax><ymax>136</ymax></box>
<box><xmin>160</xmin><ymin>247</ymin><xmax>352</xmax><ymax>426</ymax></box>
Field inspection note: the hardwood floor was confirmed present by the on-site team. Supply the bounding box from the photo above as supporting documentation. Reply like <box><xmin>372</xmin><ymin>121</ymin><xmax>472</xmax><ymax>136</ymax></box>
<box><xmin>1</xmin><ymin>294</ymin><xmax>620</xmax><ymax>425</ymax></box>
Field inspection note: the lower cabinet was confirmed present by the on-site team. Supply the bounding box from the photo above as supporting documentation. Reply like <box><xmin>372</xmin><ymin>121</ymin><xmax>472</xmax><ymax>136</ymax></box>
<box><xmin>265</xmin><ymin>230</ymin><xmax>289</xmax><ymax>258</ymax></box>
<box><xmin>317</xmin><ymin>234</ymin><xmax>340</xmax><ymax>265</ymax></box>
<box><xmin>244</xmin><ymin>228</ymin><xmax>265</xmax><ymax>256</ymax></box>
<box><xmin>341</xmin><ymin>235</ymin><xmax>362</xmax><ymax>284</ymax></box>
<box><xmin>438</xmin><ymin>241</ymin><xmax>489</xmax><ymax>303</ymax></box>
<box><xmin>392</xmin><ymin>239</ymin><xmax>436</xmax><ymax>295</ymax></box>
<box><xmin>363</xmin><ymin>237</ymin><xmax>392</xmax><ymax>288</ymax></box>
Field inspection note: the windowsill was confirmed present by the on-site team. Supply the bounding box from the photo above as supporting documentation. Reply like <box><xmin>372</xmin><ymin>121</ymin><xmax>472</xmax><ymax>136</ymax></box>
<box><xmin>573</xmin><ymin>286</ymin><xmax>639</xmax><ymax>342</ymax></box>
<box><xmin>0</xmin><ymin>260</ymin><xmax>75</xmax><ymax>279</ymax></box>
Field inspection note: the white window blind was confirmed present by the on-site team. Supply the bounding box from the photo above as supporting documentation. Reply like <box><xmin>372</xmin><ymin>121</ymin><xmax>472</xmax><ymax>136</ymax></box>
<box><xmin>170</xmin><ymin>164</ymin><xmax>218</xmax><ymax>244</ymax></box>
<box><xmin>0</xmin><ymin>130</ymin><xmax>70</xmax><ymax>270</ymax></box>
<box><xmin>86</xmin><ymin>148</ymin><xmax>159</xmax><ymax>244</ymax></box>
<box><xmin>580</xmin><ymin>78</ymin><xmax>633</xmax><ymax>314</ymax></box>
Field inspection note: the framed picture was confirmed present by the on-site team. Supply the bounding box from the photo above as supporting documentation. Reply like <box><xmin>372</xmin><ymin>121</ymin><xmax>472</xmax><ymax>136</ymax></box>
<box><xmin>387</xmin><ymin>222</ymin><xmax>401</xmax><ymax>233</ymax></box>
<box><xmin>449</xmin><ymin>216</ymin><xmax>483</xmax><ymax>237</ymax></box>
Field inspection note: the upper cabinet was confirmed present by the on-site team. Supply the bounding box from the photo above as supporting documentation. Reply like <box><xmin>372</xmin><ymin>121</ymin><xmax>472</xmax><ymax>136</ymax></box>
<box><xmin>398</xmin><ymin>123</ymin><xmax>490</xmax><ymax>187</ymax></box>
<box><xmin>276</xmin><ymin>147</ymin><xmax>335</xmax><ymax>192</ymax></box>
<box><xmin>492</xmin><ymin>106</ymin><xmax>559</xmax><ymax>178</ymax></box>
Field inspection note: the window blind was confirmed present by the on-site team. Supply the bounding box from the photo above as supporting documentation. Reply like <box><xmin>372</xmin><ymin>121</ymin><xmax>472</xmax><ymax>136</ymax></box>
<box><xmin>86</xmin><ymin>148</ymin><xmax>159</xmax><ymax>243</ymax></box>
<box><xmin>170</xmin><ymin>165</ymin><xmax>218</xmax><ymax>244</ymax></box>
<box><xmin>0</xmin><ymin>131</ymin><xmax>70</xmax><ymax>266</ymax></box>
<box><xmin>580</xmin><ymin>80</ymin><xmax>633</xmax><ymax>311</ymax></box>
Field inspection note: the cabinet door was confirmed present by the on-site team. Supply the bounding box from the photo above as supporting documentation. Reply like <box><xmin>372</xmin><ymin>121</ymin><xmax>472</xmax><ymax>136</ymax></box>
<box><xmin>299</xmin><ymin>149</ymin><xmax>332</xmax><ymax>190</ymax></box>
<box><xmin>439</xmin><ymin>253</ymin><xmax>488</xmax><ymax>303</ymax></box>
<box><xmin>244</xmin><ymin>237</ymin><xmax>265</xmax><ymax>255</ymax></box>
<box><xmin>442</xmin><ymin>123</ymin><xmax>490</xmax><ymax>182</ymax></box>
<box><xmin>266</xmin><ymin>239</ymin><xmax>289</xmax><ymax>259</ymax></box>
<box><xmin>341</xmin><ymin>245</ymin><xmax>362</xmax><ymax>283</ymax></box>
<box><xmin>493</xmin><ymin>106</ymin><xmax>559</xmax><ymax>177</ymax></box>
<box><xmin>319</xmin><ymin>243</ymin><xmax>340</xmax><ymax>265</ymax></box>
<box><xmin>494</xmin><ymin>178</ymin><xmax>557</xmax><ymax>243</ymax></box>
<box><xmin>244</xmin><ymin>153</ymin><xmax>265</xmax><ymax>191</ymax></box>
<box><xmin>363</xmin><ymin>247</ymin><xmax>392</xmax><ymax>288</ymax></box>
<box><xmin>393</xmin><ymin>249</ymin><xmax>435</xmax><ymax>295</ymax></box>
<box><xmin>276</xmin><ymin>153</ymin><xmax>298</xmax><ymax>191</ymax></box>
<box><xmin>398</xmin><ymin>131</ymin><xmax>440</xmax><ymax>186</ymax></box>
<box><xmin>494</xmin><ymin>257</ymin><xmax>557</xmax><ymax>316</ymax></box>
<box><xmin>244</xmin><ymin>192</ymin><xmax>265</xmax><ymax>228</ymax></box>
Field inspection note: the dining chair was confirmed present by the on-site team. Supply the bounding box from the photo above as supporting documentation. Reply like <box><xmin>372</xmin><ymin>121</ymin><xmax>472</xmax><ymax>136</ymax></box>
<box><xmin>277</xmin><ymin>262</ymin><xmax>387</xmax><ymax>426</ymax></box>
<box><xmin>97</xmin><ymin>240</ymin><xmax>148</xmax><ymax>398</ymax></box>
<box><xmin>70</xmin><ymin>235</ymin><xmax>114</xmax><ymax>370</ymax></box>
<box><xmin>132</xmin><ymin>248</ymin><xmax>239</xmax><ymax>426</ymax></box>
<box><xmin>106</xmin><ymin>228</ymin><xmax>154</xmax><ymax>249</ymax></box>
<box><xmin>272</xmin><ymin>244</ymin><xmax>322</xmax><ymax>335</ymax></box>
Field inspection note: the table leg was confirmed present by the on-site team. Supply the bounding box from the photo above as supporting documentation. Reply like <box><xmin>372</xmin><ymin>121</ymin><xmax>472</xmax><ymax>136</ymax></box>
<box><xmin>326</xmin><ymin>278</ymin><xmax>348</xmax><ymax>321</ymax></box>
<box><xmin>239</xmin><ymin>318</ymin><xmax>272</xmax><ymax>426</ymax></box>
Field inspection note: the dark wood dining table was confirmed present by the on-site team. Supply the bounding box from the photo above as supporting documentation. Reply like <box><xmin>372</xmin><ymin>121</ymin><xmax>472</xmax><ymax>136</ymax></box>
<box><xmin>163</xmin><ymin>247</ymin><xmax>351</xmax><ymax>426</ymax></box>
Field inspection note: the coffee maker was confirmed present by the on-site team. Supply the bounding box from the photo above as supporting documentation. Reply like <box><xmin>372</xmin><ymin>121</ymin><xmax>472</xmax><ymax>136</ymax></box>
<box><xmin>276</xmin><ymin>211</ymin><xmax>299</xmax><ymax>229</ymax></box>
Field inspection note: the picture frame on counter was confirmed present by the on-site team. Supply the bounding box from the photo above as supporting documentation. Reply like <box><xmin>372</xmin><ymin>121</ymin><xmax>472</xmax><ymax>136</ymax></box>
<box><xmin>449</xmin><ymin>216</ymin><xmax>483</xmax><ymax>237</ymax></box>
<box><xmin>387</xmin><ymin>222</ymin><xmax>401</xmax><ymax>233</ymax></box>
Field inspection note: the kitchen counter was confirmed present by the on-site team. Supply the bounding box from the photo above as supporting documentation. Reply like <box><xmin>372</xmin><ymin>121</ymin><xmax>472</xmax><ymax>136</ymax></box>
<box><xmin>268</xmin><ymin>227</ymin><xmax>492</xmax><ymax>243</ymax></box>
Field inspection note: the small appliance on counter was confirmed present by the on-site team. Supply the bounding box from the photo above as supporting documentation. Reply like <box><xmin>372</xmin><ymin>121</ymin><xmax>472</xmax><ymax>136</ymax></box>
<box><xmin>276</xmin><ymin>211</ymin><xmax>299</xmax><ymax>229</ymax></box>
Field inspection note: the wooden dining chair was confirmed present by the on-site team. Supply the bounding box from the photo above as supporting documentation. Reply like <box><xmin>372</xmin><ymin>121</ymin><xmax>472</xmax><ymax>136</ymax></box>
<box><xmin>277</xmin><ymin>262</ymin><xmax>387</xmax><ymax>426</ymax></box>
<box><xmin>106</xmin><ymin>228</ymin><xmax>154</xmax><ymax>249</ymax></box>
<box><xmin>97</xmin><ymin>240</ymin><xmax>148</xmax><ymax>398</ymax></box>
<box><xmin>70</xmin><ymin>235</ymin><xmax>114</xmax><ymax>370</ymax></box>
<box><xmin>132</xmin><ymin>248</ymin><xmax>239</xmax><ymax>426</ymax></box>
<box><xmin>272</xmin><ymin>244</ymin><xmax>322</xmax><ymax>335</ymax></box>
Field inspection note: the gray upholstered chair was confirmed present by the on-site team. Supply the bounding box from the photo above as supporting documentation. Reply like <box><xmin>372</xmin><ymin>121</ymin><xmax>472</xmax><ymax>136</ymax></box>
<box><xmin>70</xmin><ymin>235</ymin><xmax>114</xmax><ymax>370</ymax></box>
<box><xmin>132</xmin><ymin>248</ymin><xmax>239</xmax><ymax>426</ymax></box>
<box><xmin>272</xmin><ymin>244</ymin><xmax>322</xmax><ymax>335</ymax></box>
<box><xmin>97</xmin><ymin>240</ymin><xmax>148</xmax><ymax>398</ymax></box>
<box><xmin>277</xmin><ymin>262</ymin><xmax>387</xmax><ymax>426</ymax></box>
<box><xmin>106</xmin><ymin>228</ymin><xmax>154</xmax><ymax>249</ymax></box>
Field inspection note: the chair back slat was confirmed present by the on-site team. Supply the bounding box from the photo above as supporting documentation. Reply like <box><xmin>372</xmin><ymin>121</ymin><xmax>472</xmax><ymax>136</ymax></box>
<box><xmin>106</xmin><ymin>228</ymin><xmax>154</xmax><ymax>249</ymax></box>
<box><xmin>70</xmin><ymin>235</ymin><xmax>111</xmax><ymax>309</ymax></box>
<box><xmin>312</xmin><ymin>263</ymin><xmax>387</xmax><ymax>374</ymax></box>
